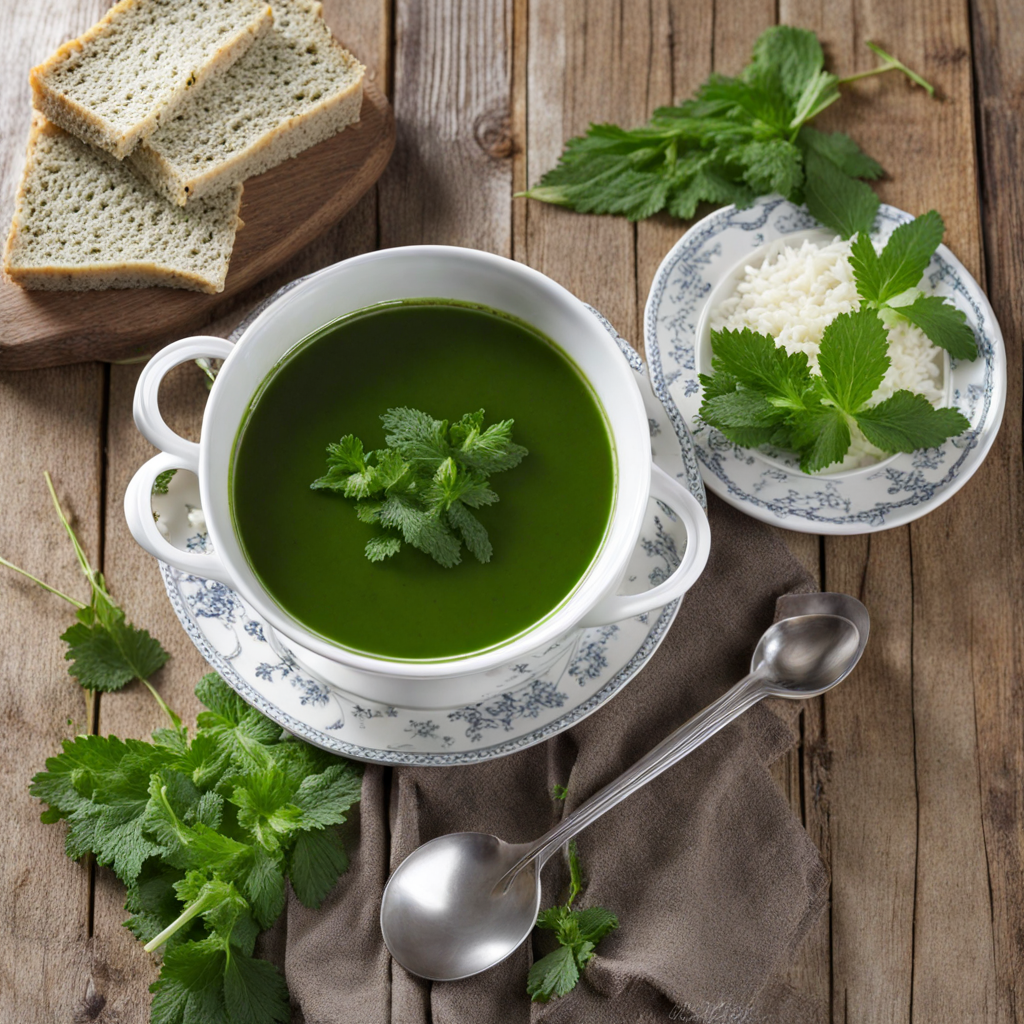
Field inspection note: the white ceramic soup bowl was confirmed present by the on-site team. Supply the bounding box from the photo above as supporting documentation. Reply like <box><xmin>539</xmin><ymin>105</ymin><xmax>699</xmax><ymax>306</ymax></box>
<box><xmin>125</xmin><ymin>246</ymin><xmax>710</xmax><ymax>709</ymax></box>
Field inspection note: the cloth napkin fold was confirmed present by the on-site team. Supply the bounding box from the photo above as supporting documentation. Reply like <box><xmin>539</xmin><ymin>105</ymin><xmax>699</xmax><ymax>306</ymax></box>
<box><xmin>270</xmin><ymin>494</ymin><xmax>827</xmax><ymax>1023</ymax></box>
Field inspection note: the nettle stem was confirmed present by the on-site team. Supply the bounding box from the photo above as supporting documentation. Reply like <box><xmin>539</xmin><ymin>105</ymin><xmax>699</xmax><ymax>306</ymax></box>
<box><xmin>837</xmin><ymin>42</ymin><xmax>936</xmax><ymax>96</ymax></box>
<box><xmin>142</xmin><ymin>677</ymin><xmax>183</xmax><ymax>729</ymax></box>
<box><xmin>0</xmin><ymin>555</ymin><xmax>87</xmax><ymax>609</ymax></box>
<box><xmin>144</xmin><ymin>898</ymin><xmax>206</xmax><ymax>953</ymax></box>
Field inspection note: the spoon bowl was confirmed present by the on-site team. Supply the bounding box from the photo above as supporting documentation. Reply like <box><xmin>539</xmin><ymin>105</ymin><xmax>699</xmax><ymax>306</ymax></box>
<box><xmin>380</xmin><ymin>833</ymin><xmax>538</xmax><ymax>981</ymax></box>
<box><xmin>756</xmin><ymin>614</ymin><xmax>861</xmax><ymax>696</ymax></box>
<box><xmin>380</xmin><ymin>598</ymin><xmax>868</xmax><ymax>981</ymax></box>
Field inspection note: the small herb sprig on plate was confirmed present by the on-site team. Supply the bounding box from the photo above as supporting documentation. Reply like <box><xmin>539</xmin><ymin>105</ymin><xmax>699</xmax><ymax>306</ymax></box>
<box><xmin>527</xmin><ymin>840</ymin><xmax>619</xmax><ymax>1002</ymax></box>
<box><xmin>5</xmin><ymin>477</ymin><xmax>362</xmax><ymax>1024</ymax></box>
<box><xmin>312</xmin><ymin>407</ymin><xmax>528</xmax><ymax>568</ymax></box>
<box><xmin>519</xmin><ymin>27</ymin><xmax>935</xmax><ymax>239</ymax></box>
<box><xmin>698</xmin><ymin>212</ymin><xmax>973</xmax><ymax>473</ymax></box>
<box><xmin>848</xmin><ymin>210</ymin><xmax>976</xmax><ymax>359</ymax></box>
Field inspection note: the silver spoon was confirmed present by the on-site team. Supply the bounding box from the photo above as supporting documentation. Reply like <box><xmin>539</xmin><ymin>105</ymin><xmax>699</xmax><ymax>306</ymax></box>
<box><xmin>380</xmin><ymin>599</ymin><xmax>868</xmax><ymax>981</ymax></box>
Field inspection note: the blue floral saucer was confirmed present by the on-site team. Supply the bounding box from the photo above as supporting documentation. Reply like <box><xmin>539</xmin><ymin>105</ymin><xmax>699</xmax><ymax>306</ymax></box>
<box><xmin>154</xmin><ymin>308</ymin><xmax>706</xmax><ymax>766</ymax></box>
<box><xmin>645</xmin><ymin>198</ymin><xmax>1006</xmax><ymax>533</ymax></box>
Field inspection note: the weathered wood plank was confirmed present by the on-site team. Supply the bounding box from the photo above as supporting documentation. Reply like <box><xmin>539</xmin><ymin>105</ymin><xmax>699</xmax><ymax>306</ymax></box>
<box><xmin>380</xmin><ymin>0</ymin><xmax>513</xmax><ymax>253</ymax></box>
<box><xmin>1</xmin><ymin>8</ymin><xmax>119</xmax><ymax>1022</ymax></box>
<box><xmin>632</xmin><ymin>1</ymin><xmax>715</xmax><ymax>358</ymax></box>
<box><xmin>783</xmin><ymin>1</ymin><xmax>999</xmax><ymax>1021</ymax></box>
<box><xmin>0</xmin><ymin>365</ymin><xmax>105</xmax><ymax>1022</ymax></box>
<box><xmin>522</xmin><ymin>0</ymin><xmax>649</xmax><ymax>336</ymax></box>
<box><xmin>962</xmin><ymin>0</ymin><xmax>1024</xmax><ymax>1019</ymax></box>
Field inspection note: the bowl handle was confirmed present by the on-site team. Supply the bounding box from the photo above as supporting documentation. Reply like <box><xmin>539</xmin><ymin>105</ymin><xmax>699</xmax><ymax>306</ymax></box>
<box><xmin>133</xmin><ymin>335</ymin><xmax>235</xmax><ymax>458</ymax></box>
<box><xmin>124</xmin><ymin>452</ymin><xmax>234</xmax><ymax>585</ymax></box>
<box><xmin>125</xmin><ymin>336</ymin><xmax>236</xmax><ymax>586</ymax></box>
<box><xmin>578</xmin><ymin>465</ymin><xmax>710</xmax><ymax>628</ymax></box>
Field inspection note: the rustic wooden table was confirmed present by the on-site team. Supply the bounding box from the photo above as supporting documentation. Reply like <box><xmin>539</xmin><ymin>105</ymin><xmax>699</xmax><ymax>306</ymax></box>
<box><xmin>1</xmin><ymin>1</ymin><xmax>1020</xmax><ymax>1021</ymax></box>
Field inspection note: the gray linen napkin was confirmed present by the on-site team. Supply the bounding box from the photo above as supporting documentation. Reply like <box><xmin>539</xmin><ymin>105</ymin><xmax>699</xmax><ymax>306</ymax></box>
<box><xmin>272</xmin><ymin>494</ymin><xmax>827</xmax><ymax>1023</ymax></box>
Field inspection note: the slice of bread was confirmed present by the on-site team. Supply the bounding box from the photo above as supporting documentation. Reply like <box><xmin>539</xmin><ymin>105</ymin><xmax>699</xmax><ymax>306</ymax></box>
<box><xmin>3</xmin><ymin>114</ymin><xmax>243</xmax><ymax>293</ymax></box>
<box><xmin>129</xmin><ymin>0</ymin><xmax>364</xmax><ymax>205</ymax></box>
<box><xmin>31</xmin><ymin>0</ymin><xmax>273</xmax><ymax>159</ymax></box>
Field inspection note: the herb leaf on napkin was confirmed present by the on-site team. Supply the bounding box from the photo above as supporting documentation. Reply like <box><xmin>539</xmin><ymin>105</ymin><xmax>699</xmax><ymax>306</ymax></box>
<box><xmin>527</xmin><ymin>841</ymin><xmax>619</xmax><ymax>1003</ymax></box>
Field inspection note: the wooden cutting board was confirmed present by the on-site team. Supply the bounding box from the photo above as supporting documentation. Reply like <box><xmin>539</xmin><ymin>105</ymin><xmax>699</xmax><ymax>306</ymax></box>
<box><xmin>0</xmin><ymin>79</ymin><xmax>394</xmax><ymax>371</ymax></box>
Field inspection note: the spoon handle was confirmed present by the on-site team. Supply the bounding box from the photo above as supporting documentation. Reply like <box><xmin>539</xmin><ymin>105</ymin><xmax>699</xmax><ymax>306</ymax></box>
<box><xmin>507</xmin><ymin>671</ymin><xmax>768</xmax><ymax>880</ymax></box>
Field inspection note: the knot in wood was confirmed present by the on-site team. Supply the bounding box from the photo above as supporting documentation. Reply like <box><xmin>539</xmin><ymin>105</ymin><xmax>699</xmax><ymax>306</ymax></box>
<box><xmin>473</xmin><ymin>109</ymin><xmax>516</xmax><ymax>160</ymax></box>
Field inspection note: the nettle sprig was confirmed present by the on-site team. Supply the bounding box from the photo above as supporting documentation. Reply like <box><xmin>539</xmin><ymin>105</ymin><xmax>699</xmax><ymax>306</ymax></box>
<box><xmin>312</xmin><ymin>407</ymin><xmax>528</xmax><ymax>568</ymax></box>
<box><xmin>0</xmin><ymin>473</ymin><xmax>170</xmax><ymax>713</ymax></box>
<box><xmin>5</xmin><ymin>476</ymin><xmax>363</xmax><ymax>1024</ymax></box>
<box><xmin>32</xmin><ymin>674</ymin><xmax>363</xmax><ymax>1024</ymax></box>
<box><xmin>698</xmin><ymin>211</ymin><xmax>974</xmax><ymax>473</ymax></box>
<box><xmin>520</xmin><ymin>27</ymin><xmax>936</xmax><ymax>239</ymax></box>
<box><xmin>527</xmin><ymin>840</ymin><xmax>619</xmax><ymax>1002</ymax></box>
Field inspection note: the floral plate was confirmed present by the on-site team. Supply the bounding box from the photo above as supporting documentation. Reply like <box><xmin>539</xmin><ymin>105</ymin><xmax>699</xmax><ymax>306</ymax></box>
<box><xmin>154</xmin><ymin>305</ymin><xmax>706</xmax><ymax>766</ymax></box>
<box><xmin>645</xmin><ymin>198</ymin><xmax>1006</xmax><ymax>533</ymax></box>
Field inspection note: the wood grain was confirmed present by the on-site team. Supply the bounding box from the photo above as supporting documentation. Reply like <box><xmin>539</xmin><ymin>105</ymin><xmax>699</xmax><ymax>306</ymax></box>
<box><xmin>781</xmin><ymin>2</ymin><xmax>1004</xmax><ymax>1021</ymax></box>
<box><xmin>962</xmin><ymin>0</ymin><xmax>1024</xmax><ymax>1019</ymax></box>
<box><xmin>379</xmin><ymin>0</ymin><xmax>514</xmax><ymax>253</ymax></box>
<box><xmin>0</xmin><ymin>81</ymin><xmax>394</xmax><ymax>371</ymax></box>
<box><xmin>0</xmin><ymin>364</ymin><xmax>105</xmax><ymax>1019</ymax></box>
<box><xmin>2</xmin><ymin>0</ymin><xmax>1022</xmax><ymax>1021</ymax></box>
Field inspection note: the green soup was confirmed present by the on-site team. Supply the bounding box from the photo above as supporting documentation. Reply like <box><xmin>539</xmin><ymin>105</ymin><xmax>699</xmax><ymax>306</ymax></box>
<box><xmin>230</xmin><ymin>300</ymin><xmax>615</xmax><ymax>660</ymax></box>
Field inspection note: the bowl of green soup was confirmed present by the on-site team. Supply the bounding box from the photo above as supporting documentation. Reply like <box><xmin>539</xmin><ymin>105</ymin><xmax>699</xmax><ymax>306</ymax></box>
<box><xmin>125</xmin><ymin>247</ymin><xmax>710</xmax><ymax>709</ymax></box>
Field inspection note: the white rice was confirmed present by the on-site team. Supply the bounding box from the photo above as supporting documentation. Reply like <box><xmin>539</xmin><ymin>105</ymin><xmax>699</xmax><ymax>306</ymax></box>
<box><xmin>709</xmin><ymin>236</ymin><xmax>946</xmax><ymax>471</ymax></box>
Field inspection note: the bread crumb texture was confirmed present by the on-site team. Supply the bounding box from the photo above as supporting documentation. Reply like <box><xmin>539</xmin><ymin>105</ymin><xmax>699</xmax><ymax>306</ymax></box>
<box><xmin>131</xmin><ymin>0</ymin><xmax>364</xmax><ymax>204</ymax></box>
<box><xmin>3</xmin><ymin>117</ymin><xmax>242</xmax><ymax>293</ymax></box>
<box><xmin>31</xmin><ymin>0</ymin><xmax>273</xmax><ymax>158</ymax></box>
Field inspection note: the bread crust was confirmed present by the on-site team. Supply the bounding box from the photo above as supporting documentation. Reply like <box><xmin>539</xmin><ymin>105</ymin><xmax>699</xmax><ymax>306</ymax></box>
<box><xmin>131</xmin><ymin>75</ymin><xmax>364</xmax><ymax>205</ymax></box>
<box><xmin>3</xmin><ymin>115</ymin><xmax>243</xmax><ymax>294</ymax></box>
<box><xmin>30</xmin><ymin>0</ymin><xmax>273</xmax><ymax>159</ymax></box>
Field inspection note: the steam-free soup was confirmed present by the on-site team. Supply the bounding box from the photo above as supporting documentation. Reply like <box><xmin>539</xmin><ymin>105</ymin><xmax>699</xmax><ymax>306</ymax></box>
<box><xmin>230</xmin><ymin>300</ymin><xmax>615</xmax><ymax>660</ymax></box>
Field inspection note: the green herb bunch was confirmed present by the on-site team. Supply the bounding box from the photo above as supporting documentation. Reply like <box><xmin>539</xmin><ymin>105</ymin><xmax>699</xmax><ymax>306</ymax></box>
<box><xmin>31</xmin><ymin>675</ymin><xmax>361</xmax><ymax>1024</ymax></box>
<box><xmin>527</xmin><ymin>840</ymin><xmax>619</xmax><ymax>1002</ymax></box>
<box><xmin>312</xmin><ymin>407</ymin><xmax>528</xmax><ymax>568</ymax></box>
<box><xmin>520</xmin><ymin>28</ymin><xmax>935</xmax><ymax>239</ymax></box>
<box><xmin>5</xmin><ymin>477</ymin><xmax>362</xmax><ymax>1024</ymax></box>
<box><xmin>698</xmin><ymin>212</ymin><xmax>974</xmax><ymax>473</ymax></box>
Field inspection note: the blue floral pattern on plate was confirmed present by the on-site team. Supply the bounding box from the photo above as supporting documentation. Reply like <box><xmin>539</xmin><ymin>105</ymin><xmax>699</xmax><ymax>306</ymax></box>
<box><xmin>152</xmin><ymin>306</ymin><xmax>706</xmax><ymax>765</ymax></box>
<box><xmin>644</xmin><ymin>198</ymin><xmax>1007</xmax><ymax>533</ymax></box>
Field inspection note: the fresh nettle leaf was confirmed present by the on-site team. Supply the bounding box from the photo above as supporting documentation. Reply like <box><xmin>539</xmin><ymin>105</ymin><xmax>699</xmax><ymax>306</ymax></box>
<box><xmin>31</xmin><ymin>675</ymin><xmax>363</xmax><ymax>1021</ymax></box>
<box><xmin>800</xmin><ymin>146</ymin><xmax>881</xmax><ymax>241</ymax></box>
<box><xmin>520</xmin><ymin>27</ymin><xmax>936</xmax><ymax>238</ymax></box>
<box><xmin>848</xmin><ymin>210</ymin><xmax>978</xmax><ymax>360</ymax></box>
<box><xmin>896</xmin><ymin>295</ymin><xmax>977</xmax><ymax>361</ymax></box>
<box><xmin>527</xmin><ymin>842</ymin><xmax>618</xmax><ymax>1003</ymax></box>
<box><xmin>854</xmin><ymin>391</ymin><xmax>972</xmax><ymax>453</ymax></box>
<box><xmin>850</xmin><ymin>209</ymin><xmax>945</xmax><ymax>303</ymax></box>
<box><xmin>0</xmin><ymin>474</ymin><xmax>171</xmax><ymax>702</ymax></box>
<box><xmin>700</xmin><ymin>303</ymin><xmax>970</xmax><ymax>472</ymax></box>
<box><xmin>312</xmin><ymin>408</ymin><xmax>528</xmax><ymax>568</ymax></box>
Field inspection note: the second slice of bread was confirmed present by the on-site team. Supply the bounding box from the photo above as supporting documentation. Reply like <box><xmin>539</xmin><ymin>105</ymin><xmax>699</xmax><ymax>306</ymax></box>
<box><xmin>129</xmin><ymin>0</ymin><xmax>365</xmax><ymax>206</ymax></box>
<box><xmin>31</xmin><ymin>0</ymin><xmax>273</xmax><ymax>159</ymax></box>
<box><xmin>3</xmin><ymin>114</ymin><xmax>243</xmax><ymax>294</ymax></box>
